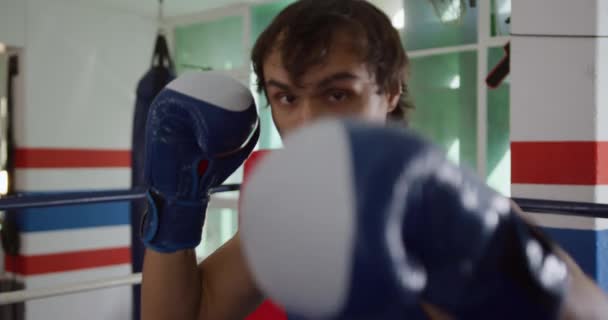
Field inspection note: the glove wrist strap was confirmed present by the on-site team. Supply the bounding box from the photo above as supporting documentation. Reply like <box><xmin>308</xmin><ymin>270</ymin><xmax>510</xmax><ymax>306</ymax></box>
<box><xmin>141</xmin><ymin>190</ymin><xmax>208</xmax><ymax>253</ymax></box>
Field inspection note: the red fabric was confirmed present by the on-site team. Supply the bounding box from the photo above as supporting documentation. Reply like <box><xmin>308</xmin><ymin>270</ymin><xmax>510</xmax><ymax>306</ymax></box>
<box><xmin>198</xmin><ymin>160</ymin><xmax>209</xmax><ymax>175</ymax></box>
<box><xmin>242</xmin><ymin>150</ymin><xmax>287</xmax><ymax>320</ymax></box>
<box><xmin>243</xmin><ymin>150</ymin><xmax>272</xmax><ymax>181</ymax></box>
<box><xmin>246</xmin><ymin>300</ymin><xmax>287</xmax><ymax>320</ymax></box>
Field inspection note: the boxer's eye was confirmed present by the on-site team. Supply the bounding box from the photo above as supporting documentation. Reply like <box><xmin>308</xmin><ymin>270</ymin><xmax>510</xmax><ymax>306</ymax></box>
<box><xmin>327</xmin><ymin>90</ymin><xmax>350</xmax><ymax>103</ymax></box>
<box><xmin>275</xmin><ymin>93</ymin><xmax>297</xmax><ymax>106</ymax></box>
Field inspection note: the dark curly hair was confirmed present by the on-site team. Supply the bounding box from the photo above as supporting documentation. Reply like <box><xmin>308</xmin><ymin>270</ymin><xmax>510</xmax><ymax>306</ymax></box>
<box><xmin>251</xmin><ymin>0</ymin><xmax>414</xmax><ymax>125</ymax></box>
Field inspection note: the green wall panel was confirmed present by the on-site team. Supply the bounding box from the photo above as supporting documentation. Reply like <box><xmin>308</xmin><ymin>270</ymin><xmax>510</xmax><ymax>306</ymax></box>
<box><xmin>491</xmin><ymin>0</ymin><xmax>511</xmax><ymax>37</ymax></box>
<box><xmin>409</xmin><ymin>51</ymin><xmax>478</xmax><ymax>169</ymax></box>
<box><xmin>487</xmin><ymin>46</ymin><xmax>510</xmax><ymax>195</ymax></box>
<box><xmin>174</xmin><ymin>16</ymin><xmax>244</xmax><ymax>74</ymax></box>
<box><xmin>402</xmin><ymin>0</ymin><xmax>478</xmax><ymax>50</ymax></box>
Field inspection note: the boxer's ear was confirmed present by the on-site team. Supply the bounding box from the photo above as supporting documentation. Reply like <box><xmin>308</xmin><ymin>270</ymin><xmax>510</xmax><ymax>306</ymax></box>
<box><xmin>386</xmin><ymin>81</ymin><xmax>402</xmax><ymax>113</ymax></box>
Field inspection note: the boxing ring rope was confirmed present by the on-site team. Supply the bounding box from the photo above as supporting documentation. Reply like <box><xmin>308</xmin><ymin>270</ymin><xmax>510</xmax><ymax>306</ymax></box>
<box><xmin>0</xmin><ymin>274</ymin><xmax>142</xmax><ymax>305</ymax></box>
<box><xmin>0</xmin><ymin>184</ymin><xmax>240</xmax><ymax>306</ymax></box>
<box><xmin>513</xmin><ymin>198</ymin><xmax>608</xmax><ymax>219</ymax></box>
<box><xmin>0</xmin><ymin>185</ymin><xmax>602</xmax><ymax>219</ymax></box>
<box><xmin>0</xmin><ymin>184</ymin><xmax>241</xmax><ymax>210</ymax></box>
<box><xmin>0</xmin><ymin>189</ymin><xmax>146</xmax><ymax>210</ymax></box>
<box><xmin>0</xmin><ymin>186</ymin><xmax>606</xmax><ymax>305</ymax></box>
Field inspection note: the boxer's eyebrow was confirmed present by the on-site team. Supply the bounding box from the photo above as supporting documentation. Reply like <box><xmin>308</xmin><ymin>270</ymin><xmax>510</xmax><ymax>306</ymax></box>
<box><xmin>317</xmin><ymin>72</ymin><xmax>359</xmax><ymax>89</ymax></box>
<box><xmin>267</xmin><ymin>72</ymin><xmax>360</xmax><ymax>91</ymax></box>
<box><xmin>266</xmin><ymin>79</ymin><xmax>291</xmax><ymax>91</ymax></box>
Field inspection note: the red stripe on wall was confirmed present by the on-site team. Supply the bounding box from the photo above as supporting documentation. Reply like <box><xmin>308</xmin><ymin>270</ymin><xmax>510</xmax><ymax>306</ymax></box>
<box><xmin>600</xmin><ymin>143</ymin><xmax>608</xmax><ymax>185</ymax></box>
<box><xmin>511</xmin><ymin>141</ymin><xmax>608</xmax><ymax>185</ymax></box>
<box><xmin>4</xmin><ymin>247</ymin><xmax>131</xmax><ymax>275</ymax></box>
<box><xmin>15</xmin><ymin>148</ymin><xmax>131</xmax><ymax>168</ymax></box>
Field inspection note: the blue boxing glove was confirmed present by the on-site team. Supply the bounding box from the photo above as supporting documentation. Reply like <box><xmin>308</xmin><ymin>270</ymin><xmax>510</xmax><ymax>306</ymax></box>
<box><xmin>142</xmin><ymin>71</ymin><xmax>259</xmax><ymax>253</ymax></box>
<box><xmin>240</xmin><ymin>119</ymin><xmax>567</xmax><ymax>319</ymax></box>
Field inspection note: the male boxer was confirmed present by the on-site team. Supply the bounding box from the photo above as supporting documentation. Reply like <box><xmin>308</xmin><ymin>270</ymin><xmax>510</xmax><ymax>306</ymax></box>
<box><xmin>140</xmin><ymin>1</ymin><xmax>608</xmax><ymax>319</ymax></box>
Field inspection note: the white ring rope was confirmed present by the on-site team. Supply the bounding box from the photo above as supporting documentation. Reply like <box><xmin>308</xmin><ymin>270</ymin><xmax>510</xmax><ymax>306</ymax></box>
<box><xmin>0</xmin><ymin>273</ymin><xmax>142</xmax><ymax>305</ymax></box>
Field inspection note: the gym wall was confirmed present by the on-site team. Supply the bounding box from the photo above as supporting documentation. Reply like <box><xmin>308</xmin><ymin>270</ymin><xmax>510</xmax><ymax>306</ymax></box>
<box><xmin>1</xmin><ymin>0</ymin><xmax>156</xmax><ymax>319</ymax></box>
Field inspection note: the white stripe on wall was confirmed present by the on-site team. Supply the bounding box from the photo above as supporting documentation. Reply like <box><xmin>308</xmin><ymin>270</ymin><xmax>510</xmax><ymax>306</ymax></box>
<box><xmin>511</xmin><ymin>1</ymin><xmax>608</xmax><ymax>36</ymax></box>
<box><xmin>512</xmin><ymin>184</ymin><xmax>608</xmax><ymax>204</ymax></box>
<box><xmin>524</xmin><ymin>212</ymin><xmax>608</xmax><ymax>231</ymax></box>
<box><xmin>598</xmin><ymin>39</ymin><xmax>608</xmax><ymax>141</ymax></box>
<box><xmin>21</xmin><ymin>265</ymin><xmax>133</xmax><ymax>320</ymax></box>
<box><xmin>511</xmin><ymin>36</ymin><xmax>607</xmax><ymax>141</ymax></box>
<box><xmin>26</xmin><ymin>286</ymin><xmax>131</xmax><ymax>320</ymax></box>
<box><xmin>20</xmin><ymin>225</ymin><xmax>131</xmax><ymax>255</ymax></box>
<box><xmin>22</xmin><ymin>264</ymin><xmax>132</xmax><ymax>289</ymax></box>
<box><xmin>15</xmin><ymin>168</ymin><xmax>131</xmax><ymax>192</ymax></box>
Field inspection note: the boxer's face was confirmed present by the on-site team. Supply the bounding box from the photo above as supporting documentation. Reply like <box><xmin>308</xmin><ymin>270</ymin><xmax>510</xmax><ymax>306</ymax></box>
<box><xmin>262</xmin><ymin>32</ymin><xmax>400</xmax><ymax>137</ymax></box>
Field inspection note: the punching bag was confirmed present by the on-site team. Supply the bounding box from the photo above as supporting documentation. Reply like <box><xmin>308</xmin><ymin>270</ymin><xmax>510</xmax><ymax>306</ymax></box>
<box><xmin>131</xmin><ymin>33</ymin><xmax>175</xmax><ymax>320</ymax></box>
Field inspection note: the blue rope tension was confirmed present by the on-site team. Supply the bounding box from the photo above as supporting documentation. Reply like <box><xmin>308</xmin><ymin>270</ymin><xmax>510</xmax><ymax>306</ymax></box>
<box><xmin>0</xmin><ymin>184</ymin><xmax>242</xmax><ymax>211</ymax></box>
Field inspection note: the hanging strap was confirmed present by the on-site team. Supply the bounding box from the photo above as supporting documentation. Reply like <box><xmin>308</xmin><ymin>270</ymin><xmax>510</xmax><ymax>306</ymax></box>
<box><xmin>151</xmin><ymin>0</ymin><xmax>174</xmax><ymax>70</ymax></box>
<box><xmin>151</xmin><ymin>34</ymin><xmax>174</xmax><ymax>70</ymax></box>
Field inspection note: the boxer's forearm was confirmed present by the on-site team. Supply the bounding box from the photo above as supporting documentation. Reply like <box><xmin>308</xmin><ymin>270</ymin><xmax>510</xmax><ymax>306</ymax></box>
<box><xmin>141</xmin><ymin>249</ymin><xmax>202</xmax><ymax>320</ymax></box>
<box><xmin>558</xmin><ymin>249</ymin><xmax>608</xmax><ymax>320</ymax></box>
<box><xmin>196</xmin><ymin>234</ymin><xmax>265</xmax><ymax>319</ymax></box>
<box><xmin>512</xmin><ymin>203</ymin><xmax>608</xmax><ymax>319</ymax></box>
<box><xmin>141</xmin><ymin>234</ymin><xmax>263</xmax><ymax>320</ymax></box>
